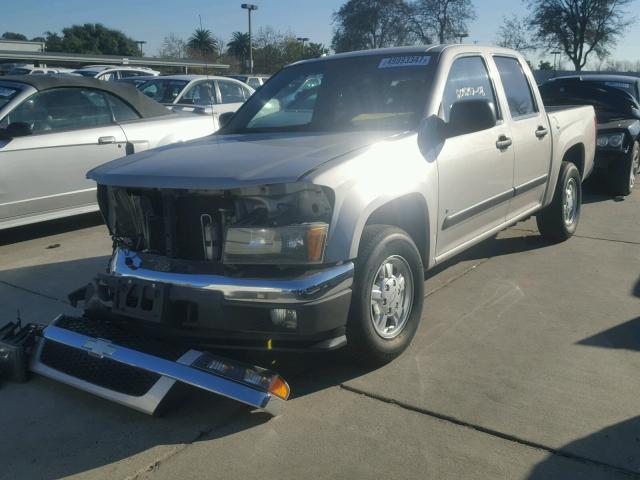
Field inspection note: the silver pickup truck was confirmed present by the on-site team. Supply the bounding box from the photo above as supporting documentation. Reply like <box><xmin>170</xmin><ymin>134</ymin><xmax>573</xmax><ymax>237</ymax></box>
<box><xmin>86</xmin><ymin>45</ymin><xmax>595</xmax><ymax>366</ymax></box>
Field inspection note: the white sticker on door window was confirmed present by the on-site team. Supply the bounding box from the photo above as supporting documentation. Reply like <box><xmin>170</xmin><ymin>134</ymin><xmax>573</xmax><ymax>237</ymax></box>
<box><xmin>379</xmin><ymin>56</ymin><xmax>431</xmax><ymax>69</ymax></box>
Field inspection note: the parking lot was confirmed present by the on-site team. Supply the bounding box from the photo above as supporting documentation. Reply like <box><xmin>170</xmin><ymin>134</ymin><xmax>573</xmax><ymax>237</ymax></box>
<box><xmin>1</xmin><ymin>182</ymin><xmax>638</xmax><ymax>480</ymax></box>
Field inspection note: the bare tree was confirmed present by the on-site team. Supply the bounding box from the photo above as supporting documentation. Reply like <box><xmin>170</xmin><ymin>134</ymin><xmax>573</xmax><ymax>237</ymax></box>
<box><xmin>528</xmin><ymin>0</ymin><xmax>635</xmax><ymax>71</ymax></box>
<box><xmin>411</xmin><ymin>0</ymin><xmax>476</xmax><ymax>44</ymax></box>
<box><xmin>495</xmin><ymin>15</ymin><xmax>536</xmax><ymax>52</ymax></box>
<box><xmin>158</xmin><ymin>33</ymin><xmax>187</xmax><ymax>59</ymax></box>
<box><xmin>332</xmin><ymin>0</ymin><xmax>414</xmax><ymax>53</ymax></box>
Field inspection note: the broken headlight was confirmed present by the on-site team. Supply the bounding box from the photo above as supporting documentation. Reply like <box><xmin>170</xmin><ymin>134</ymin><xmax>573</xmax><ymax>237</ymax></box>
<box><xmin>223</xmin><ymin>184</ymin><xmax>333</xmax><ymax>265</ymax></box>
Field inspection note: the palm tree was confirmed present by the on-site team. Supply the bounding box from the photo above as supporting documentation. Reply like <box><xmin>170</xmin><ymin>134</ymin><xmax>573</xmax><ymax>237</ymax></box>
<box><xmin>226</xmin><ymin>32</ymin><xmax>251</xmax><ymax>66</ymax></box>
<box><xmin>187</xmin><ymin>27</ymin><xmax>219</xmax><ymax>56</ymax></box>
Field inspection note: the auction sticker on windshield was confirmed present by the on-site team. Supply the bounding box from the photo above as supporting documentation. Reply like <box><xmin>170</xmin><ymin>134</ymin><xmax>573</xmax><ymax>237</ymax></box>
<box><xmin>379</xmin><ymin>56</ymin><xmax>431</xmax><ymax>68</ymax></box>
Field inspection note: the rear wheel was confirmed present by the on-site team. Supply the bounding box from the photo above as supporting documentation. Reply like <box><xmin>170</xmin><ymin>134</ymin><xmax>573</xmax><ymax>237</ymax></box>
<box><xmin>608</xmin><ymin>140</ymin><xmax>639</xmax><ymax>196</ymax></box>
<box><xmin>536</xmin><ymin>161</ymin><xmax>582</xmax><ymax>243</ymax></box>
<box><xmin>346</xmin><ymin>225</ymin><xmax>424</xmax><ymax>367</ymax></box>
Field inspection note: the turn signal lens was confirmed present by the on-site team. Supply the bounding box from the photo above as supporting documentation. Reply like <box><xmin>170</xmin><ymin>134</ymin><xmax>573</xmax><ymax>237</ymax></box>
<box><xmin>269</xmin><ymin>375</ymin><xmax>290</xmax><ymax>400</ymax></box>
<box><xmin>307</xmin><ymin>224</ymin><xmax>328</xmax><ymax>262</ymax></box>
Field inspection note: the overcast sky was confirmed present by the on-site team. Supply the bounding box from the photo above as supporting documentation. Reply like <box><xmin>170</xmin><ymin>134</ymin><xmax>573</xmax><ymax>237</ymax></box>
<box><xmin>4</xmin><ymin>0</ymin><xmax>640</xmax><ymax>66</ymax></box>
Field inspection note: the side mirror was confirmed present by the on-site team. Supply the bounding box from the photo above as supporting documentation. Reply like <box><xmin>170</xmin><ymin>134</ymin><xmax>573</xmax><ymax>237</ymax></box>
<box><xmin>218</xmin><ymin>112</ymin><xmax>234</xmax><ymax>128</ymax></box>
<box><xmin>1</xmin><ymin>122</ymin><xmax>32</xmax><ymax>139</ymax></box>
<box><xmin>447</xmin><ymin>100</ymin><xmax>496</xmax><ymax>138</ymax></box>
<box><xmin>417</xmin><ymin>115</ymin><xmax>447</xmax><ymax>160</ymax></box>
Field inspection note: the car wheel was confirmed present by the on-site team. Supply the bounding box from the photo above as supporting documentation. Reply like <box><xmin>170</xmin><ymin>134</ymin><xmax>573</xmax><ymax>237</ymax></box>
<box><xmin>536</xmin><ymin>161</ymin><xmax>582</xmax><ymax>243</ymax></box>
<box><xmin>608</xmin><ymin>140</ymin><xmax>639</xmax><ymax>196</ymax></box>
<box><xmin>346</xmin><ymin>225</ymin><xmax>424</xmax><ymax>367</ymax></box>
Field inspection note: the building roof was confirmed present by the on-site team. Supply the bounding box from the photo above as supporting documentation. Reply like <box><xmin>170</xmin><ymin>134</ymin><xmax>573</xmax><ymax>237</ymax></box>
<box><xmin>0</xmin><ymin>75</ymin><xmax>172</xmax><ymax>118</ymax></box>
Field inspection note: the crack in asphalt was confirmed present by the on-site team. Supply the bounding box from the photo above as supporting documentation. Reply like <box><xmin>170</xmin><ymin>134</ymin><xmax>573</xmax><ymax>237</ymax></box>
<box><xmin>424</xmin><ymin>258</ymin><xmax>491</xmax><ymax>298</ymax></box>
<box><xmin>0</xmin><ymin>279</ymin><xmax>70</xmax><ymax>305</ymax></box>
<box><xmin>340</xmin><ymin>385</ymin><xmax>640</xmax><ymax>479</ymax></box>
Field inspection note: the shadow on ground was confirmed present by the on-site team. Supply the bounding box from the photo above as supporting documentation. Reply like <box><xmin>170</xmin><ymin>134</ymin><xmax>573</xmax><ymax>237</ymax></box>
<box><xmin>527</xmin><ymin>417</ymin><xmax>640</xmax><ymax>479</ymax></box>
<box><xmin>0</xmin><ymin>212</ymin><xmax>104</xmax><ymax>246</ymax></box>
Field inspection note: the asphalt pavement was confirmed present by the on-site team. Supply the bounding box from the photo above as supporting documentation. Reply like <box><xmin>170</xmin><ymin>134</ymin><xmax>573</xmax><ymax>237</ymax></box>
<box><xmin>1</xmin><ymin>183</ymin><xmax>639</xmax><ymax>480</ymax></box>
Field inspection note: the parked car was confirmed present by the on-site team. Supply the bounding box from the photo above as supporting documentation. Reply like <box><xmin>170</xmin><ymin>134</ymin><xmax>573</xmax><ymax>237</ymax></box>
<box><xmin>85</xmin><ymin>45</ymin><xmax>595</xmax><ymax>365</ymax></box>
<box><xmin>0</xmin><ymin>75</ymin><xmax>219</xmax><ymax>229</ymax></box>
<box><xmin>116</xmin><ymin>75</ymin><xmax>156</xmax><ymax>88</ymax></box>
<box><xmin>72</xmin><ymin>65</ymin><xmax>159</xmax><ymax>81</ymax></box>
<box><xmin>135</xmin><ymin>75</ymin><xmax>254</xmax><ymax>115</ymax></box>
<box><xmin>229</xmin><ymin>74</ymin><xmax>270</xmax><ymax>89</ymax></box>
<box><xmin>541</xmin><ymin>75</ymin><xmax>639</xmax><ymax>195</ymax></box>
<box><xmin>7</xmin><ymin>65</ymin><xmax>63</xmax><ymax>75</ymax></box>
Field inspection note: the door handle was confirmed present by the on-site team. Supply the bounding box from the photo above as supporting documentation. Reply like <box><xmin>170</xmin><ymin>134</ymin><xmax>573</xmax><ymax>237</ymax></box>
<box><xmin>98</xmin><ymin>136</ymin><xmax>116</xmax><ymax>144</ymax></box>
<box><xmin>535</xmin><ymin>126</ymin><xmax>549</xmax><ymax>139</ymax></box>
<box><xmin>496</xmin><ymin>136</ymin><xmax>512</xmax><ymax>150</ymax></box>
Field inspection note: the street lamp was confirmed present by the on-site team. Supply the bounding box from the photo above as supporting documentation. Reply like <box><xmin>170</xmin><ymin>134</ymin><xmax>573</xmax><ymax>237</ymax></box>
<box><xmin>297</xmin><ymin>37</ymin><xmax>309</xmax><ymax>56</ymax></box>
<box><xmin>135</xmin><ymin>40</ymin><xmax>147</xmax><ymax>57</ymax></box>
<box><xmin>456</xmin><ymin>33</ymin><xmax>469</xmax><ymax>44</ymax></box>
<box><xmin>241</xmin><ymin>3</ymin><xmax>258</xmax><ymax>73</ymax></box>
<box><xmin>551</xmin><ymin>50</ymin><xmax>562</xmax><ymax>74</ymax></box>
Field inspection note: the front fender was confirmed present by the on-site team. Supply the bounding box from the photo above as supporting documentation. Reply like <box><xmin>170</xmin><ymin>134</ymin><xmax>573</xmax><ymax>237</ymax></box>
<box><xmin>307</xmin><ymin>134</ymin><xmax>438</xmax><ymax>266</ymax></box>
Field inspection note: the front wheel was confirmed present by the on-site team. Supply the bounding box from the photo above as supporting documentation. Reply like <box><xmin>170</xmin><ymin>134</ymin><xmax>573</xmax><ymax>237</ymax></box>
<box><xmin>536</xmin><ymin>161</ymin><xmax>582</xmax><ymax>243</ymax></box>
<box><xmin>346</xmin><ymin>225</ymin><xmax>424</xmax><ymax>367</ymax></box>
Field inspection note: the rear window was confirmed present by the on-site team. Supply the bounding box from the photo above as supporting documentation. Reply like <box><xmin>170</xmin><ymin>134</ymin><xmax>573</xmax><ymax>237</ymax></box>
<box><xmin>0</xmin><ymin>85</ymin><xmax>20</xmax><ymax>109</ymax></box>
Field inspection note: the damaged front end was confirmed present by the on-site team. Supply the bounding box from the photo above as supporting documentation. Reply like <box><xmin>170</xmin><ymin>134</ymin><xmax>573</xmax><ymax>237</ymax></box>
<box><xmin>89</xmin><ymin>183</ymin><xmax>354</xmax><ymax>350</ymax></box>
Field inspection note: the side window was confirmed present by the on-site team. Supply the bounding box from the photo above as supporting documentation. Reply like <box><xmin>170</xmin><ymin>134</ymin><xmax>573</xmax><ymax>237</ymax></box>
<box><xmin>494</xmin><ymin>56</ymin><xmax>537</xmax><ymax>118</ymax></box>
<box><xmin>120</xmin><ymin>70</ymin><xmax>146</xmax><ymax>78</ymax></box>
<box><xmin>181</xmin><ymin>81</ymin><xmax>217</xmax><ymax>105</ymax></box>
<box><xmin>105</xmin><ymin>93</ymin><xmax>141</xmax><ymax>122</ymax></box>
<box><xmin>442</xmin><ymin>56</ymin><xmax>498</xmax><ymax>123</ymax></box>
<box><xmin>218</xmin><ymin>80</ymin><xmax>247</xmax><ymax>104</ymax></box>
<box><xmin>6</xmin><ymin>88</ymin><xmax>114</xmax><ymax>134</ymax></box>
<box><xmin>98</xmin><ymin>72</ymin><xmax>116</xmax><ymax>81</ymax></box>
<box><xmin>247</xmin><ymin>77</ymin><xmax>261</xmax><ymax>89</ymax></box>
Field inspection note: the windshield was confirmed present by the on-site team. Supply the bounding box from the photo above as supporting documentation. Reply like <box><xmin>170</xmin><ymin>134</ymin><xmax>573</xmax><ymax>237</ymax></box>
<box><xmin>224</xmin><ymin>54</ymin><xmax>435</xmax><ymax>134</ymax></box>
<box><xmin>586</xmin><ymin>80</ymin><xmax>638</xmax><ymax>101</ymax></box>
<box><xmin>138</xmin><ymin>79</ymin><xmax>189</xmax><ymax>104</ymax></box>
<box><xmin>0</xmin><ymin>85</ymin><xmax>20</xmax><ymax>109</ymax></box>
<box><xmin>8</xmin><ymin>68</ymin><xmax>30</xmax><ymax>75</ymax></box>
<box><xmin>73</xmin><ymin>70</ymin><xmax>99</xmax><ymax>77</ymax></box>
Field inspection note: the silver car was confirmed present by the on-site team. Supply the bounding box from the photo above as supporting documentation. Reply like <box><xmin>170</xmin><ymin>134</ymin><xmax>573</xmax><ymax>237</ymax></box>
<box><xmin>0</xmin><ymin>75</ymin><xmax>218</xmax><ymax>229</ymax></box>
<box><xmin>136</xmin><ymin>75</ymin><xmax>254</xmax><ymax>115</ymax></box>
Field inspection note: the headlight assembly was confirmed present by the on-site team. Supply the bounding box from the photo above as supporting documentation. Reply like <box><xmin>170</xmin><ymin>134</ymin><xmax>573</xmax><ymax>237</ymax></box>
<box><xmin>223</xmin><ymin>223</ymin><xmax>328</xmax><ymax>264</ymax></box>
<box><xmin>597</xmin><ymin>133</ymin><xmax>625</xmax><ymax>149</ymax></box>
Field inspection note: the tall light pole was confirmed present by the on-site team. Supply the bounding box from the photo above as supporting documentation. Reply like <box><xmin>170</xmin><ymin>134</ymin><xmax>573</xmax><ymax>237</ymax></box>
<box><xmin>136</xmin><ymin>40</ymin><xmax>147</xmax><ymax>57</ymax></box>
<box><xmin>241</xmin><ymin>3</ymin><xmax>258</xmax><ymax>73</ymax></box>
<box><xmin>297</xmin><ymin>37</ymin><xmax>309</xmax><ymax>56</ymax></box>
<box><xmin>551</xmin><ymin>50</ymin><xmax>562</xmax><ymax>74</ymax></box>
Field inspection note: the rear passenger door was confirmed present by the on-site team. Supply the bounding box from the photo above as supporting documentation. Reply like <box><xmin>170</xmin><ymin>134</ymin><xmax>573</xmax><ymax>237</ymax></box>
<box><xmin>493</xmin><ymin>56</ymin><xmax>552</xmax><ymax>219</ymax></box>
<box><xmin>0</xmin><ymin>88</ymin><xmax>129</xmax><ymax>223</ymax></box>
<box><xmin>435</xmin><ymin>55</ymin><xmax>515</xmax><ymax>258</ymax></box>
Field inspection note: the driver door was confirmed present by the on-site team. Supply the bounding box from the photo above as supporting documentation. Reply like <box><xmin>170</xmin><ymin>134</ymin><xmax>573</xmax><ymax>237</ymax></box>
<box><xmin>0</xmin><ymin>87</ymin><xmax>127</xmax><ymax>224</ymax></box>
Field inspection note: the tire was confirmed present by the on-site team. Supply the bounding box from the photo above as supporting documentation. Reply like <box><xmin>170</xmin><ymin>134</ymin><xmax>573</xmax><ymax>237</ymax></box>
<box><xmin>608</xmin><ymin>140</ymin><xmax>639</xmax><ymax>196</ymax></box>
<box><xmin>536</xmin><ymin>161</ymin><xmax>582</xmax><ymax>243</ymax></box>
<box><xmin>346</xmin><ymin>225</ymin><xmax>424</xmax><ymax>367</ymax></box>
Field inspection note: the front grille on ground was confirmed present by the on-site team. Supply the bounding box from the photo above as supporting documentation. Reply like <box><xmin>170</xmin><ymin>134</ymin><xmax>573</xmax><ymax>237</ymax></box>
<box><xmin>39</xmin><ymin>316</ymin><xmax>190</xmax><ymax>397</ymax></box>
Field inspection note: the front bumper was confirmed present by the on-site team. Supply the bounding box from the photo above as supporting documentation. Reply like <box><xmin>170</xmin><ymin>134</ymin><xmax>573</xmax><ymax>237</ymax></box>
<box><xmin>594</xmin><ymin>147</ymin><xmax>627</xmax><ymax>169</ymax></box>
<box><xmin>98</xmin><ymin>249</ymin><xmax>354</xmax><ymax>349</ymax></box>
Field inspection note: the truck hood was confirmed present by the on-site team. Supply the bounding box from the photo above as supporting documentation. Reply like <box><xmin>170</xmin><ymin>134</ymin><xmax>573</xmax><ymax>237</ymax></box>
<box><xmin>87</xmin><ymin>131</ymin><xmax>391</xmax><ymax>189</ymax></box>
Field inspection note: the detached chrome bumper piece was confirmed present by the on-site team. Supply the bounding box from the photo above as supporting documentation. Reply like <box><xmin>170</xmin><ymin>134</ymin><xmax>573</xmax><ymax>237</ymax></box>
<box><xmin>109</xmin><ymin>248</ymin><xmax>354</xmax><ymax>304</ymax></box>
<box><xmin>30</xmin><ymin>316</ymin><xmax>289</xmax><ymax>416</ymax></box>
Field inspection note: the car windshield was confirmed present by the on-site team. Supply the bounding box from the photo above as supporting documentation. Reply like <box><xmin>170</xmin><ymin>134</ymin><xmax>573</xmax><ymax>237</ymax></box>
<box><xmin>73</xmin><ymin>70</ymin><xmax>99</xmax><ymax>77</ymax></box>
<box><xmin>138</xmin><ymin>79</ymin><xmax>189</xmax><ymax>104</ymax></box>
<box><xmin>8</xmin><ymin>68</ymin><xmax>31</xmax><ymax>75</ymax></box>
<box><xmin>224</xmin><ymin>54</ymin><xmax>435</xmax><ymax>133</ymax></box>
<box><xmin>586</xmin><ymin>80</ymin><xmax>638</xmax><ymax>101</ymax></box>
<box><xmin>0</xmin><ymin>85</ymin><xmax>20</xmax><ymax>109</ymax></box>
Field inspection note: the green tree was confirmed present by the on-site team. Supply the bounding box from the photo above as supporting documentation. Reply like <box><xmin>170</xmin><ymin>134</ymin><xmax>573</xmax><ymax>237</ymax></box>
<box><xmin>187</xmin><ymin>28</ymin><xmax>219</xmax><ymax>57</ymax></box>
<box><xmin>227</xmin><ymin>32</ymin><xmax>251</xmax><ymax>69</ymax></box>
<box><xmin>528</xmin><ymin>0</ymin><xmax>635</xmax><ymax>71</ymax></box>
<box><xmin>2</xmin><ymin>32</ymin><xmax>28</xmax><ymax>41</ymax></box>
<box><xmin>538</xmin><ymin>60</ymin><xmax>554</xmax><ymax>71</ymax></box>
<box><xmin>303</xmin><ymin>42</ymin><xmax>329</xmax><ymax>59</ymax></box>
<box><xmin>40</xmin><ymin>24</ymin><xmax>138</xmax><ymax>55</ymax></box>
<box><xmin>43</xmin><ymin>31</ymin><xmax>63</xmax><ymax>52</ymax></box>
<box><xmin>332</xmin><ymin>0</ymin><xmax>414</xmax><ymax>53</ymax></box>
<box><xmin>412</xmin><ymin>0</ymin><xmax>476</xmax><ymax>44</ymax></box>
